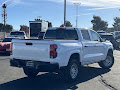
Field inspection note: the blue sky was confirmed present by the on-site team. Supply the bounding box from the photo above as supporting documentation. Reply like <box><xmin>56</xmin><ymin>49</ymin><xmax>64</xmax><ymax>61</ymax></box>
<box><xmin>0</xmin><ymin>0</ymin><xmax>120</xmax><ymax>30</ymax></box>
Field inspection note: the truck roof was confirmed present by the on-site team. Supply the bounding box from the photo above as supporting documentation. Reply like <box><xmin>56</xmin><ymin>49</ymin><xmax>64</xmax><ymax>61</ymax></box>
<box><xmin>100</xmin><ymin>33</ymin><xmax>113</xmax><ymax>36</ymax></box>
<box><xmin>48</xmin><ymin>27</ymin><xmax>91</xmax><ymax>31</ymax></box>
<box><xmin>10</xmin><ymin>31</ymin><xmax>25</xmax><ymax>33</ymax></box>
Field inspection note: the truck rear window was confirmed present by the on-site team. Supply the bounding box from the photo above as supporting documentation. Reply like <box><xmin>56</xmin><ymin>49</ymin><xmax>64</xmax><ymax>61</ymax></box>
<box><xmin>44</xmin><ymin>30</ymin><xmax>78</xmax><ymax>40</ymax></box>
<box><xmin>10</xmin><ymin>32</ymin><xmax>24</xmax><ymax>35</ymax></box>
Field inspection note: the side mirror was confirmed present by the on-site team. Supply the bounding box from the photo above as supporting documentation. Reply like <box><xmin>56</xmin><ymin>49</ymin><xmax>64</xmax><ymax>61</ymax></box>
<box><xmin>102</xmin><ymin>38</ymin><xmax>106</xmax><ymax>42</ymax></box>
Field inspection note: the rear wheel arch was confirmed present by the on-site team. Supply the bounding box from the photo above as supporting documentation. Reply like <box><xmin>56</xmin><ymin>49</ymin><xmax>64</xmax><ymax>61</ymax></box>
<box><xmin>68</xmin><ymin>53</ymin><xmax>81</xmax><ymax>65</ymax></box>
<box><xmin>107</xmin><ymin>49</ymin><xmax>113</xmax><ymax>55</ymax></box>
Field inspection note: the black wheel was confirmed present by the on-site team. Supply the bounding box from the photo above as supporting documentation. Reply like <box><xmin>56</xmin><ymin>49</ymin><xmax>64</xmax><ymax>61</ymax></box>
<box><xmin>23</xmin><ymin>67</ymin><xmax>39</xmax><ymax>77</ymax></box>
<box><xmin>64</xmin><ymin>58</ymin><xmax>80</xmax><ymax>82</ymax></box>
<box><xmin>98</xmin><ymin>53</ymin><xmax>114</xmax><ymax>69</ymax></box>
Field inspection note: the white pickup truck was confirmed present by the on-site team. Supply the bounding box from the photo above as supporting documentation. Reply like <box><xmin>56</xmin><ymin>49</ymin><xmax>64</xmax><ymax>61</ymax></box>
<box><xmin>10</xmin><ymin>27</ymin><xmax>114</xmax><ymax>81</ymax></box>
<box><xmin>8</xmin><ymin>31</ymin><xmax>27</xmax><ymax>39</ymax></box>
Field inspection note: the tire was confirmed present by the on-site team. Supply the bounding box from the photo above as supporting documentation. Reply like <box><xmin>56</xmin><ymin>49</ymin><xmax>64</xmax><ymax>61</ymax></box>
<box><xmin>64</xmin><ymin>58</ymin><xmax>80</xmax><ymax>82</ymax></box>
<box><xmin>23</xmin><ymin>67</ymin><xmax>39</xmax><ymax>77</ymax></box>
<box><xmin>98</xmin><ymin>53</ymin><xmax>114</xmax><ymax>69</ymax></box>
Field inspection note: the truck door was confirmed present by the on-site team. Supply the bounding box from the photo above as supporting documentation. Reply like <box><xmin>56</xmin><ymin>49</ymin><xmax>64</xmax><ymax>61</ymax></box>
<box><xmin>81</xmin><ymin>30</ymin><xmax>105</xmax><ymax>65</ymax></box>
<box><xmin>89</xmin><ymin>30</ymin><xmax>105</xmax><ymax>61</ymax></box>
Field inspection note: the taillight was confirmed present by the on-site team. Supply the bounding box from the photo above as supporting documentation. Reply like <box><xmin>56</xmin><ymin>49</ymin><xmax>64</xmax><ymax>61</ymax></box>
<box><xmin>10</xmin><ymin>43</ymin><xmax>12</xmax><ymax>55</ymax></box>
<box><xmin>50</xmin><ymin>44</ymin><xmax>57</xmax><ymax>58</ymax></box>
<box><xmin>37</xmin><ymin>36</ymin><xmax>39</xmax><ymax>39</ymax></box>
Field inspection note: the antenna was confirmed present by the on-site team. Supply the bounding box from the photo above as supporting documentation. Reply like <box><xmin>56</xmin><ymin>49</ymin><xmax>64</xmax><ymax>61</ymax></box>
<box><xmin>2</xmin><ymin>3</ymin><xmax>7</xmax><ymax>26</ymax></box>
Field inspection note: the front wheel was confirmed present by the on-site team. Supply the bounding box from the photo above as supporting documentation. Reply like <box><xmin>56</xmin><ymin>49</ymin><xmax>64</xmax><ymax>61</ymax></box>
<box><xmin>23</xmin><ymin>67</ymin><xmax>39</xmax><ymax>77</ymax></box>
<box><xmin>98</xmin><ymin>54</ymin><xmax>114</xmax><ymax>69</ymax></box>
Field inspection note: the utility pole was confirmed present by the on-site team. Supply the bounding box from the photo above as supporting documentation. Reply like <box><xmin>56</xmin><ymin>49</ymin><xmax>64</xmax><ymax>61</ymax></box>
<box><xmin>73</xmin><ymin>3</ymin><xmax>81</xmax><ymax>28</ymax></box>
<box><xmin>64</xmin><ymin>0</ymin><xmax>66</xmax><ymax>27</ymax></box>
<box><xmin>2</xmin><ymin>3</ymin><xmax>7</xmax><ymax>32</ymax></box>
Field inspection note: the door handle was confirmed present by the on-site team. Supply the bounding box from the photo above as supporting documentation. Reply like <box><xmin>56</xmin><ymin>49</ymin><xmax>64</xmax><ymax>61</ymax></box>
<box><xmin>94</xmin><ymin>43</ymin><xmax>100</xmax><ymax>47</ymax></box>
<box><xmin>26</xmin><ymin>43</ymin><xmax>33</xmax><ymax>45</ymax></box>
<box><xmin>94</xmin><ymin>45</ymin><xmax>97</xmax><ymax>47</ymax></box>
<box><xmin>84</xmin><ymin>45</ymin><xmax>88</xmax><ymax>47</ymax></box>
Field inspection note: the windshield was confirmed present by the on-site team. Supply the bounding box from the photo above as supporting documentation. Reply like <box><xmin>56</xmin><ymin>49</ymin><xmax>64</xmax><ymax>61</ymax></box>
<box><xmin>44</xmin><ymin>30</ymin><xmax>78</xmax><ymax>40</ymax></box>
<box><xmin>98</xmin><ymin>32</ymin><xmax>105</xmax><ymax>34</ymax></box>
<box><xmin>100</xmin><ymin>35</ymin><xmax>114</xmax><ymax>40</ymax></box>
<box><xmin>2</xmin><ymin>38</ymin><xmax>13</xmax><ymax>42</ymax></box>
<box><xmin>115</xmin><ymin>32</ymin><xmax>120</xmax><ymax>36</ymax></box>
<box><xmin>10</xmin><ymin>32</ymin><xmax>24</xmax><ymax>35</ymax></box>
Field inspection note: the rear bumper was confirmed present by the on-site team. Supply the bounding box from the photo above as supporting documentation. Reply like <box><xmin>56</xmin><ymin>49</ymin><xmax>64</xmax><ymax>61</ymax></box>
<box><xmin>0</xmin><ymin>51</ymin><xmax>11</xmax><ymax>53</ymax></box>
<box><xmin>10</xmin><ymin>59</ymin><xmax>60</xmax><ymax>72</ymax></box>
<box><xmin>0</xmin><ymin>49</ymin><xmax>11</xmax><ymax>53</ymax></box>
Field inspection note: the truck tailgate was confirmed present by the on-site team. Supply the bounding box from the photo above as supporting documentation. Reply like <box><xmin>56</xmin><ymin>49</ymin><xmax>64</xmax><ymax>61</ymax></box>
<box><xmin>12</xmin><ymin>40</ymin><xmax>50</xmax><ymax>62</ymax></box>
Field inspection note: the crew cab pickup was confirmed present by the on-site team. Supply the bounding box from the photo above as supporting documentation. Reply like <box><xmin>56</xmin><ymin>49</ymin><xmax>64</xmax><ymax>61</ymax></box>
<box><xmin>10</xmin><ymin>27</ymin><xmax>114</xmax><ymax>81</ymax></box>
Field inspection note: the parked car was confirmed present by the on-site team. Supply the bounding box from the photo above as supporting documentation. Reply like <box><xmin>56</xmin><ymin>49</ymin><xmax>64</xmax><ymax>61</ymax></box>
<box><xmin>112</xmin><ymin>31</ymin><xmax>120</xmax><ymax>39</ymax></box>
<box><xmin>97</xmin><ymin>31</ymin><xmax>106</xmax><ymax>35</ymax></box>
<box><xmin>110</xmin><ymin>32</ymin><xmax>114</xmax><ymax>35</ymax></box>
<box><xmin>100</xmin><ymin>33</ymin><xmax>119</xmax><ymax>49</ymax></box>
<box><xmin>0</xmin><ymin>37</ymin><xmax>18</xmax><ymax>55</ymax></box>
<box><xmin>8</xmin><ymin>31</ymin><xmax>27</xmax><ymax>39</ymax></box>
<box><xmin>10</xmin><ymin>27</ymin><xmax>114</xmax><ymax>82</ymax></box>
<box><xmin>37</xmin><ymin>32</ymin><xmax>45</xmax><ymax>40</ymax></box>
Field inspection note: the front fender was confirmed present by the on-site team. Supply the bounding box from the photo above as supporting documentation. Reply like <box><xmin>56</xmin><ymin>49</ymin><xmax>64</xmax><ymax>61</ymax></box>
<box><xmin>103</xmin><ymin>42</ymin><xmax>113</xmax><ymax>60</ymax></box>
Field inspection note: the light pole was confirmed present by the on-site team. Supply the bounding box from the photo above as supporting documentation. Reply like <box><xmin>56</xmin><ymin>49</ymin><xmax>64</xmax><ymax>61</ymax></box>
<box><xmin>73</xmin><ymin>2</ymin><xmax>81</xmax><ymax>28</ymax></box>
<box><xmin>2</xmin><ymin>3</ymin><xmax>7</xmax><ymax>32</ymax></box>
<box><xmin>64</xmin><ymin>0</ymin><xmax>66</xmax><ymax>27</ymax></box>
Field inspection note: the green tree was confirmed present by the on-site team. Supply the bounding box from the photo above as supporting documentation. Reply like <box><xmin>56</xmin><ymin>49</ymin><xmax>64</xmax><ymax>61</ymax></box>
<box><xmin>60</xmin><ymin>21</ymin><xmax>72</xmax><ymax>27</ymax></box>
<box><xmin>46</xmin><ymin>21</ymin><xmax>52</xmax><ymax>27</ymax></box>
<box><xmin>0</xmin><ymin>23</ymin><xmax>3</xmax><ymax>31</ymax></box>
<box><xmin>113</xmin><ymin>17</ymin><xmax>120</xmax><ymax>31</ymax></box>
<box><xmin>4</xmin><ymin>24</ymin><xmax>13</xmax><ymax>33</ymax></box>
<box><xmin>91</xmin><ymin>15</ymin><xmax>108</xmax><ymax>31</ymax></box>
<box><xmin>20</xmin><ymin>25</ymin><xmax>29</xmax><ymax>34</ymax></box>
<box><xmin>0</xmin><ymin>23</ymin><xmax>13</xmax><ymax>33</ymax></box>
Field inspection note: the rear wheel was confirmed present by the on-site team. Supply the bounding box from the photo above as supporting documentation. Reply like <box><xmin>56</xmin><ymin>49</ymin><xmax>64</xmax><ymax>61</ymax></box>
<box><xmin>63</xmin><ymin>58</ymin><xmax>80</xmax><ymax>82</ymax></box>
<box><xmin>98</xmin><ymin>53</ymin><xmax>114</xmax><ymax>69</ymax></box>
<box><xmin>23</xmin><ymin>67</ymin><xmax>39</xmax><ymax>77</ymax></box>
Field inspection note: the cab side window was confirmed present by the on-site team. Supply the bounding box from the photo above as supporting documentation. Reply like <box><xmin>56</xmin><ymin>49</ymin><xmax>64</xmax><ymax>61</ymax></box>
<box><xmin>91</xmin><ymin>31</ymin><xmax>100</xmax><ymax>41</ymax></box>
<box><xmin>81</xmin><ymin>30</ymin><xmax>91</xmax><ymax>41</ymax></box>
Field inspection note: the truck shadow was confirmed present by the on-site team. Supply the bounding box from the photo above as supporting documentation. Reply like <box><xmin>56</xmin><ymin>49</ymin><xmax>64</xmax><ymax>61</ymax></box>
<box><xmin>0</xmin><ymin>53</ymin><xmax>10</xmax><ymax>56</ymax></box>
<box><xmin>0</xmin><ymin>66</ymin><xmax>110</xmax><ymax>90</ymax></box>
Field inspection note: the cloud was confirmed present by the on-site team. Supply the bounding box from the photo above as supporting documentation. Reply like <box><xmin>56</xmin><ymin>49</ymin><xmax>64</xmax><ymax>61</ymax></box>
<box><xmin>1</xmin><ymin>0</ymin><xmax>31</xmax><ymax>7</ymax></box>
<box><xmin>1</xmin><ymin>0</ymin><xmax>120</xmax><ymax>10</ymax></box>
<box><xmin>70</xmin><ymin>13</ymin><xmax>93</xmax><ymax>17</ymax></box>
<box><xmin>0</xmin><ymin>0</ymin><xmax>11</xmax><ymax>7</ymax></box>
<box><xmin>2</xmin><ymin>0</ymin><xmax>11</xmax><ymax>4</ymax></box>
<box><xmin>33</xmin><ymin>11</ymin><xmax>40</xmax><ymax>14</ymax></box>
<box><xmin>48</xmin><ymin>0</ymin><xmax>120</xmax><ymax>10</ymax></box>
<box><xmin>81</xmin><ymin>13</ymin><xmax>93</xmax><ymax>16</ymax></box>
<box><xmin>88</xmin><ymin>6</ymin><xmax>120</xmax><ymax>10</ymax></box>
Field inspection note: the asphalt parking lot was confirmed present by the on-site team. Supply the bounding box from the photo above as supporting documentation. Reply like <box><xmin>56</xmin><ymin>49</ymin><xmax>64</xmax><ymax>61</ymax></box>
<box><xmin>0</xmin><ymin>50</ymin><xmax>119</xmax><ymax>90</ymax></box>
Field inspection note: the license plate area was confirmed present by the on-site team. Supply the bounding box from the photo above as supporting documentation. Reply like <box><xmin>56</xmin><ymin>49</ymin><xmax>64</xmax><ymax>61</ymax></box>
<box><xmin>26</xmin><ymin>61</ymin><xmax>34</xmax><ymax>67</ymax></box>
<box><xmin>6</xmin><ymin>49</ymin><xmax>10</xmax><ymax>51</ymax></box>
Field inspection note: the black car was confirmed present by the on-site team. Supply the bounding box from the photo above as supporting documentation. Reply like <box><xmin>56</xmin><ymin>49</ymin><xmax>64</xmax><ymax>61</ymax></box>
<box><xmin>38</xmin><ymin>32</ymin><xmax>45</xmax><ymax>40</ymax></box>
<box><xmin>100</xmin><ymin>33</ymin><xmax>119</xmax><ymax>49</ymax></box>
